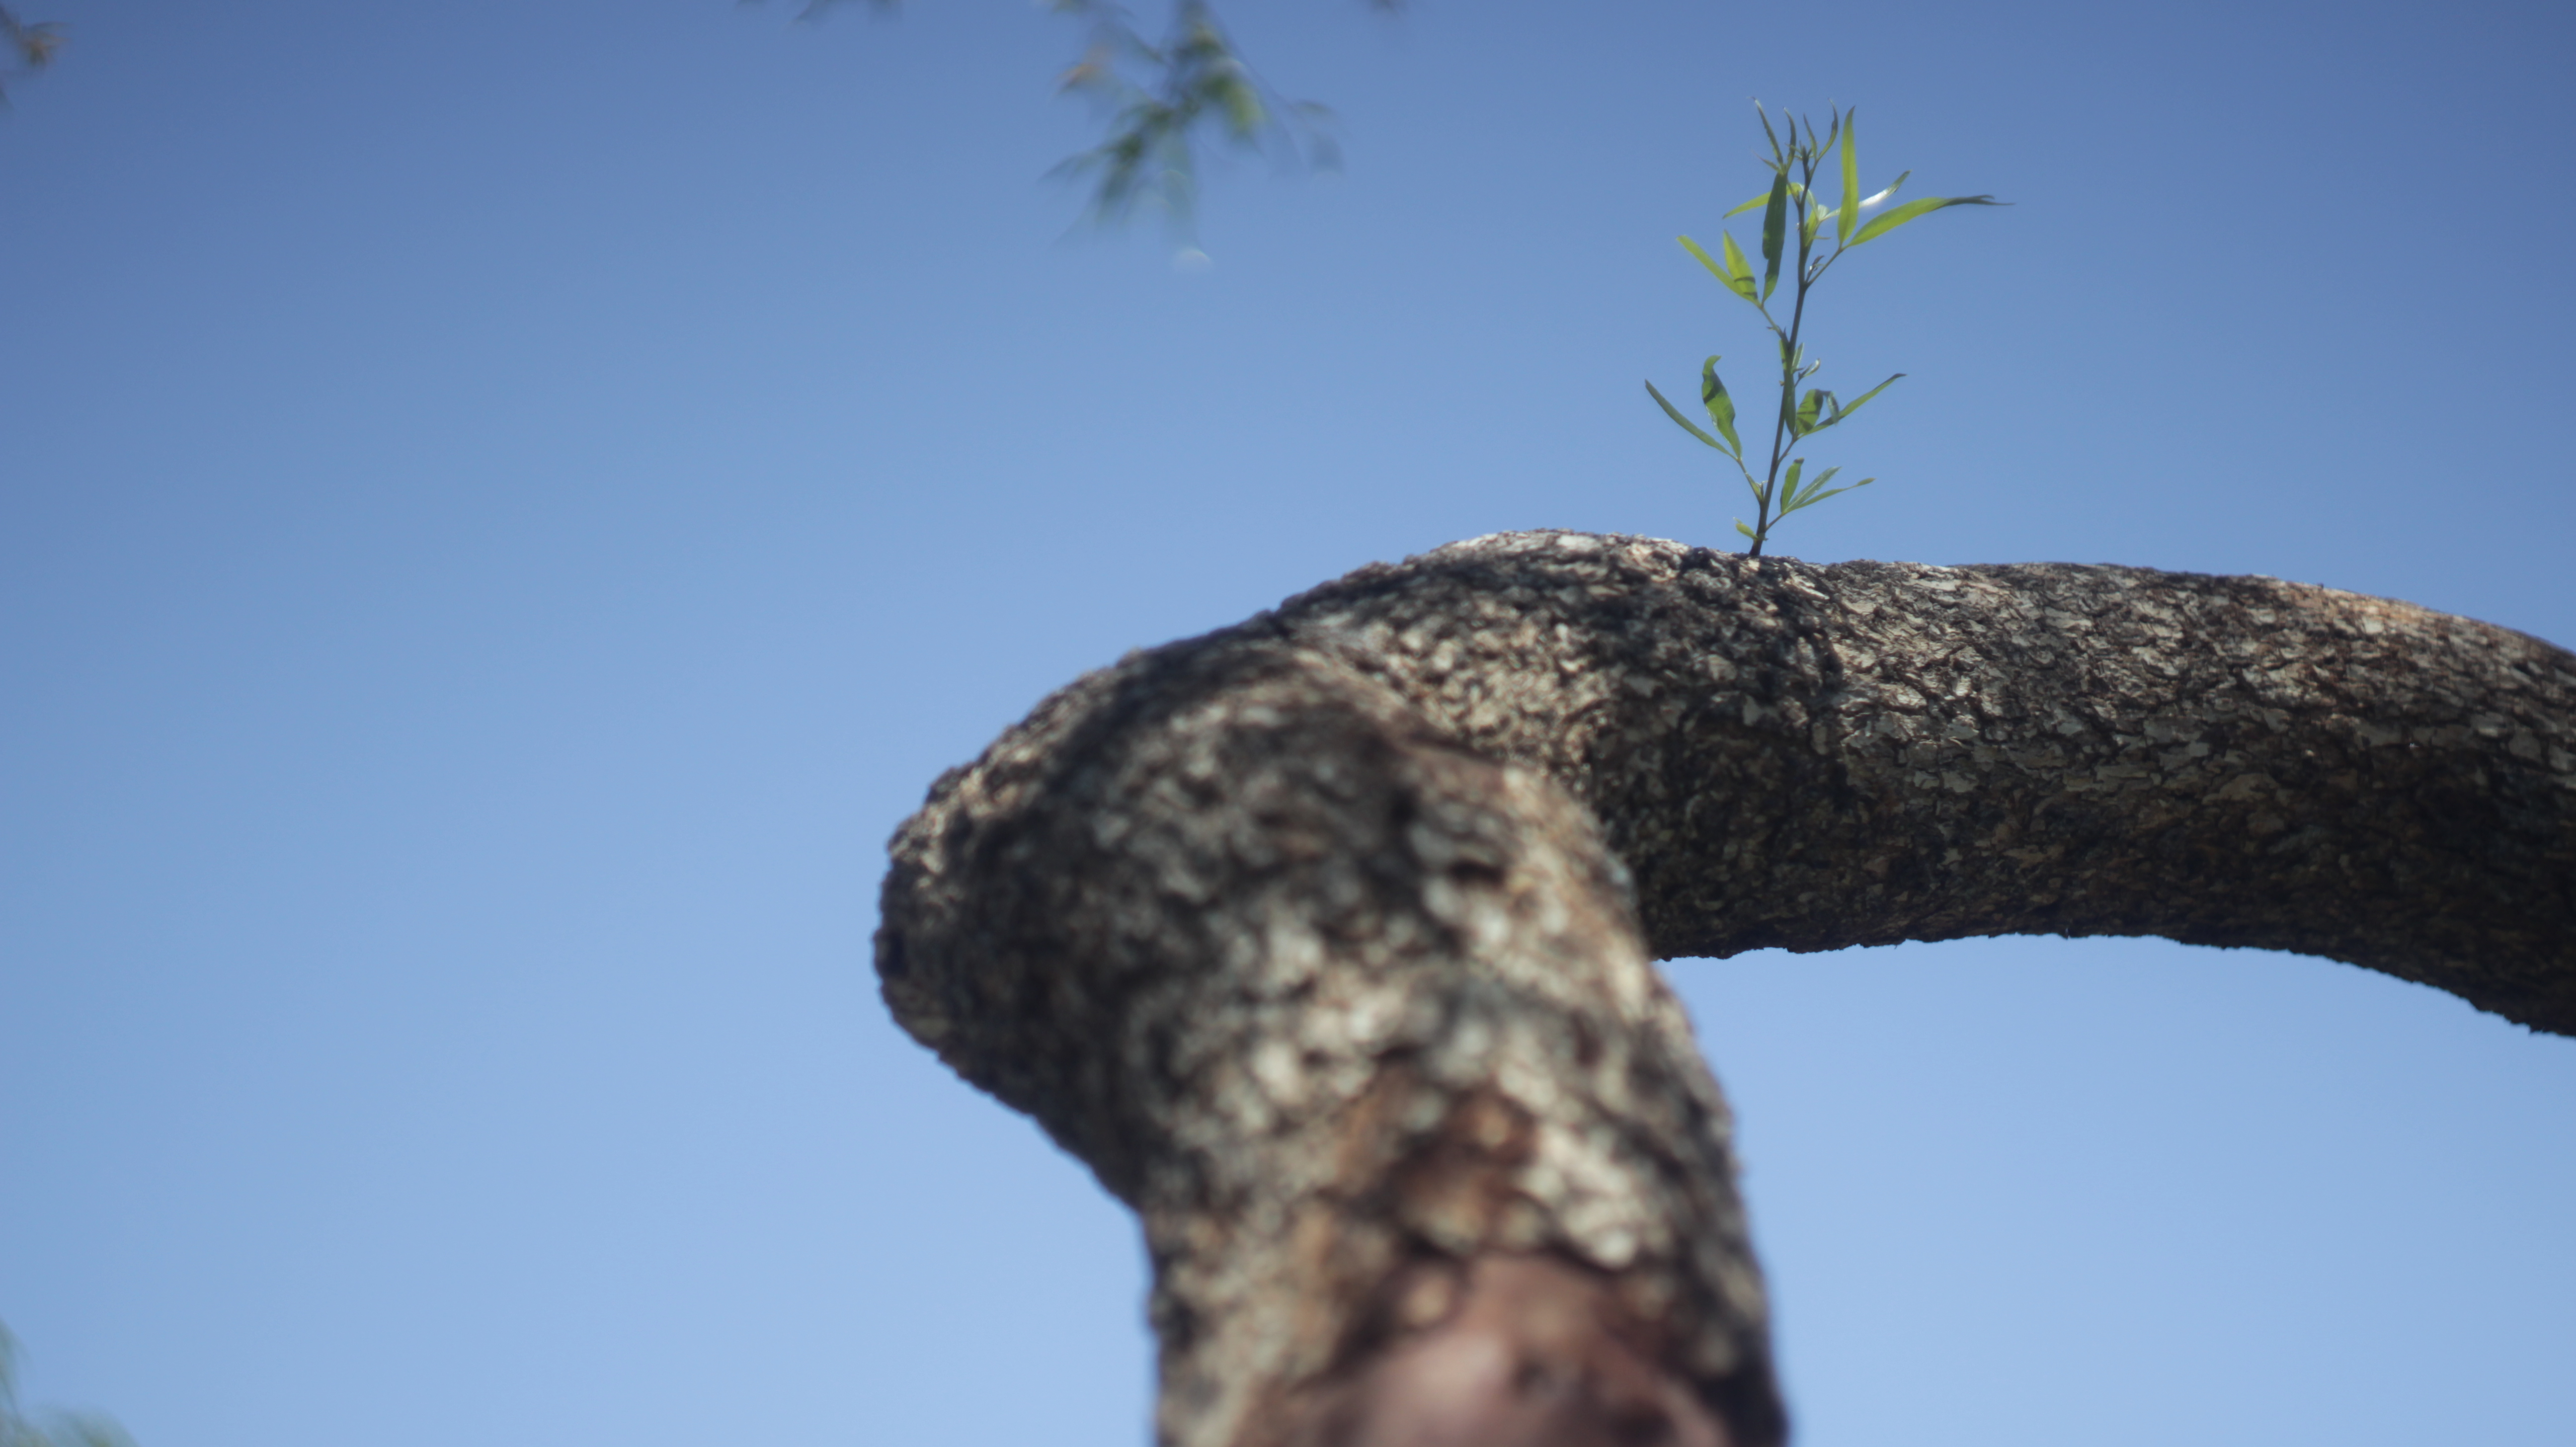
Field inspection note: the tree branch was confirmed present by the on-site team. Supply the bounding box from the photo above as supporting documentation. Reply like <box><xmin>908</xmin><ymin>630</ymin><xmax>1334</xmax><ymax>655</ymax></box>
<box><xmin>876</xmin><ymin>530</ymin><xmax>2575</xmax><ymax>1447</ymax></box>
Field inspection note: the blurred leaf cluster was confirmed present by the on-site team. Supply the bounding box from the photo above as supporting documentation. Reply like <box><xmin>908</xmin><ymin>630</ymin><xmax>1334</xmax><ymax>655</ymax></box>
<box><xmin>0</xmin><ymin>1324</ymin><xmax>136</xmax><ymax>1447</ymax></box>
<box><xmin>1046</xmin><ymin>0</ymin><xmax>1344</xmax><ymax>241</ymax></box>
<box><xmin>0</xmin><ymin>4</ymin><xmax>62</xmax><ymax>107</ymax></box>
<box><xmin>786</xmin><ymin>0</ymin><xmax>1384</xmax><ymax>244</ymax></box>
<box><xmin>1646</xmin><ymin>105</ymin><xmax>2004</xmax><ymax>556</ymax></box>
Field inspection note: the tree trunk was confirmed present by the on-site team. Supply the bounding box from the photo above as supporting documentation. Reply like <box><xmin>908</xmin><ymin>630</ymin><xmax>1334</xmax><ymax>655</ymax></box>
<box><xmin>874</xmin><ymin>531</ymin><xmax>2576</xmax><ymax>1447</ymax></box>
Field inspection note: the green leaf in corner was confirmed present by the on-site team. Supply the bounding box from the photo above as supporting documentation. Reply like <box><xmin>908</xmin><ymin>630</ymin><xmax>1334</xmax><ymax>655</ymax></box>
<box><xmin>1736</xmin><ymin>518</ymin><xmax>1760</xmax><ymax>541</ymax></box>
<box><xmin>1646</xmin><ymin>379</ymin><xmax>1729</xmax><ymax>452</ymax></box>
<box><xmin>1847</xmin><ymin>193</ymin><xmax>2007</xmax><ymax>247</ymax></box>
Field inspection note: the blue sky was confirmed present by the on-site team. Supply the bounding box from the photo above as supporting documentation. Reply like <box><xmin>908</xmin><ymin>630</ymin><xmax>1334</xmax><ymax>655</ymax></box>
<box><xmin>3</xmin><ymin>1</ymin><xmax>2571</xmax><ymax>1444</ymax></box>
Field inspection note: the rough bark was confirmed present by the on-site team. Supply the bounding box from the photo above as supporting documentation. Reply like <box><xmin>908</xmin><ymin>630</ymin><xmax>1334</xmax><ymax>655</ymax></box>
<box><xmin>875</xmin><ymin>531</ymin><xmax>2576</xmax><ymax>1447</ymax></box>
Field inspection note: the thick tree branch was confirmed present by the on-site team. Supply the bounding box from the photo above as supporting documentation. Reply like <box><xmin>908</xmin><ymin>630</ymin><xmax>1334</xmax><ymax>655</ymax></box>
<box><xmin>876</xmin><ymin>531</ymin><xmax>2574</xmax><ymax>1447</ymax></box>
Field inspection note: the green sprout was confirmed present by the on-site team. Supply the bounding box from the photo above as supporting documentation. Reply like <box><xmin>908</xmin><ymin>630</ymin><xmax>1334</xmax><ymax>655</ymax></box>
<box><xmin>1647</xmin><ymin>104</ymin><xmax>2003</xmax><ymax>556</ymax></box>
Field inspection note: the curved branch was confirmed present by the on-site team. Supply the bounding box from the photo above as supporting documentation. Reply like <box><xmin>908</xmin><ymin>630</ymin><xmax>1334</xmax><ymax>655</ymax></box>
<box><xmin>876</xmin><ymin>531</ymin><xmax>2574</xmax><ymax>1447</ymax></box>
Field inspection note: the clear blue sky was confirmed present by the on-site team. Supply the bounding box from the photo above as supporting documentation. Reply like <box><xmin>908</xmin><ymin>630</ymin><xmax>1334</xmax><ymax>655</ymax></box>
<box><xmin>4</xmin><ymin>2</ymin><xmax>2571</xmax><ymax>1444</ymax></box>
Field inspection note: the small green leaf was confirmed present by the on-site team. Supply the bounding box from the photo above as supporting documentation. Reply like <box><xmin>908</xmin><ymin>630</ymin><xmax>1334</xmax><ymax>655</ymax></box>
<box><xmin>1781</xmin><ymin>458</ymin><xmax>1805</xmax><ymax>499</ymax></box>
<box><xmin>1759</xmin><ymin>171</ymin><xmax>1790</xmax><ymax>302</ymax></box>
<box><xmin>1833</xmin><ymin>373</ymin><xmax>1905</xmax><ymax>423</ymax></box>
<box><xmin>1781</xmin><ymin>475</ymin><xmax>1875</xmax><ymax>515</ymax></box>
<box><xmin>1699</xmin><ymin>356</ymin><xmax>1744</xmax><ymax>456</ymax></box>
<box><xmin>1719</xmin><ymin>231</ymin><xmax>1759</xmax><ymax>301</ymax></box>
<box><xmin>1680</xmin><ymin>235</ymin><xmax>1727</xmax><ymax>281</ymax></box>
<box><xmin>1796</xmin><ymin>387</ymin><xmax>1826</xmax><ymax>435</ymax></box>
<box><xmin>1791</xmin><ymin>464</ymin><xmax>1842</xmax><ymax>507</ymax></box>
<box><xmin>1736</xmin><ymin>518</ymin><xmax>1760</xmax><ymax>540</ymax></box>
<box><xmin>1802</xmin><ymin>196</ymin><xmax>1825</xmax><ymax>249</ymax></box>
<box><xmin>1756</xmin><ymin>101</ymin><xmax>1783</xmax><ymax>161</ymax></box>
<box><xmin>1646</xmin><ymin>380</ymin><xmax>1728</xmax><ymax>451</ymax></box>
<box><xmin>1847</xmin><ymin>193</ymin><xmax>2007</xmax><ymax>247</ymax></box>
<box><xmin>1682</xmin><ymin>235</ymin><xmax>1757</xmax><ymax>304</ymax></box>
<box><xmin>1837</xmin><ymin>109</ymin><xmax>1860</xmax><ymax>245</ymax></box>
<box><xmin>1723</xmin><ymin>188</ymin><xmax>1774</xmax><ymax>219</ymax></box>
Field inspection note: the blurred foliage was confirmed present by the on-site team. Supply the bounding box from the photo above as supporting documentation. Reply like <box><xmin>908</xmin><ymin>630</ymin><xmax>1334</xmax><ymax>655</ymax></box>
<box><xmin>0</xmin><ymin>4</ymin><xmax>63</xmax><ymax>107</ymax></box>
<box><xmin>2</xmin><ymin>0</ymin><xmax>1374</xmax><ymax>233</ymax></box>
<box><xmin>779</xmin><ymin>0</ymin><xmax>1393</xmax><ymax>241</ymax></box>
<box><xmin>1043</xmin><ymin>0</ymin><xmax>1344</xmax><ymax>240</ymax></box>
<box><xmin>0</xmin><ymin>1324</ymin><xmax>137</xmax><ymax>1447</ymax></box>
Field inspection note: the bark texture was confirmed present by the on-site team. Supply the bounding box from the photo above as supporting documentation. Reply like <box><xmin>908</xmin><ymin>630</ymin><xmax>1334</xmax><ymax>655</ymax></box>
<box><xmin>875</xmin><ymin>531</ymin><xmax>2576</xmax><ymax>1447</ymax></box>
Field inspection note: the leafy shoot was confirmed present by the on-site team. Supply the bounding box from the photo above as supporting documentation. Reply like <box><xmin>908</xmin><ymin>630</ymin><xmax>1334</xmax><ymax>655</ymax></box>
<box><xmin>1646</xmin><ymin>103</ymin><xmax>2003</xmax><ymax>556</ymax></box>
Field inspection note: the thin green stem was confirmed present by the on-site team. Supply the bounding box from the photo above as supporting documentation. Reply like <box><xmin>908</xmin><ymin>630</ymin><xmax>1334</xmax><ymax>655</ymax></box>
<box><xmin>1749</xmin><ymin>134</ymin><xmax>1826</xmax><ymax>559</ymax></box>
